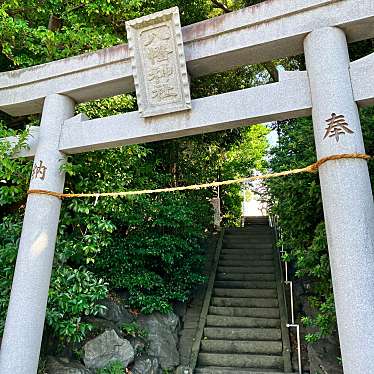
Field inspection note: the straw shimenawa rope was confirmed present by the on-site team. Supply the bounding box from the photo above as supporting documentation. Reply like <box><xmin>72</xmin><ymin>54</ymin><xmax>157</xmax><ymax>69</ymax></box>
<box><xmin>27</xmin><ymin>153</ymin><xmax>372</xmax><ymax>200</ymax></box>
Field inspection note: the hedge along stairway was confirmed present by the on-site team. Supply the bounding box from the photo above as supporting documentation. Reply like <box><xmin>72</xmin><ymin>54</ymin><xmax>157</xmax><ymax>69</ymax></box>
<box><xmin>191</xmin><ymin>217</ymin><xmax>292</xmax><ymax>374</ymax></box>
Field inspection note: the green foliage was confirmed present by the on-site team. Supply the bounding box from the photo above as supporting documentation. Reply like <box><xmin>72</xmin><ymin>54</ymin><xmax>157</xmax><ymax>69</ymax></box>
<box><xmin>37</xmin><ymin>358</ymin><xmax>47</xmax><ymax>374</ymax></box>
<box><xmin>0</xmin><ymin>215</ymin><xmax>108</xmax><ymax>344</ymax></box>
<box><xmin>361</xmin><ymin>106</ymin><xmax>374</xmax><ymax>179</ymax></box>
<box><xmin>0</xmin><ymin>0</ymin><xmax>214</xmax><ymax>69</ymax></box>
<box><xmin>0</xmin><ymin>106</ymin><xmax>269</xmax><ymax>344</ymax></box>
<box><xmin>0</xmin><ymin>215</ymin><xmax>23</xmax><ymax>333</ymax></box>
<box><xmin>47</xmin><ymin>266</ymin><xmax>108</xmax><ymax>343</ymax></box>
<box><xmin>121</xmin><ymin>322</ymin><xmax>148</xmax><ymax>339</ymax></box>
<box><xmin>96</xmin><ymin>361</ymin><xmax>125</xmax><ymax>374</ymax></box>
<box><xmin>0</xmin><ymin>122</ymin><xmax>32</xmax><ymax>206</ymax></box>
<box><xmin>88</xmin><ymin>192</ymin><xmax>212</xmax><ymax>313</ymax></box>
<box><xmin>265</xmin><ymin>117</ymin><xmax>330</xmax><ymax>338</ymax></box>
<box><xmin>297</xmin><ymin>223</ymin><xmax>336</xmax><ymax>342</ymax></box>
<box><xmin>0</xmin><ymin>0</ymin><xmax>270</xmax><ymax>347</ymax></box>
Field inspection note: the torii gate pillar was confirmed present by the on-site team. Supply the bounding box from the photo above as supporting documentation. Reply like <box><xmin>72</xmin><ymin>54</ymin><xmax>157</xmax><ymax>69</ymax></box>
<box><xmin>0</xmin><ymin>94</ymin><xmax>75</xmax><ymax>373</ymax></box>
<box><xmin>304</xmin><ymin>27</ymin><xmax>374</xmax><ymax>373</ymax></box>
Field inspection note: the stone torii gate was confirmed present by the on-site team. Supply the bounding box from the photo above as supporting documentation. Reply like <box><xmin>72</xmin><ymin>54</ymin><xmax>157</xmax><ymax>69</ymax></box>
<box><xmin>0</xmin><ymin>1</ymin><xmax>374</xmax><ymax>373</ymax></box>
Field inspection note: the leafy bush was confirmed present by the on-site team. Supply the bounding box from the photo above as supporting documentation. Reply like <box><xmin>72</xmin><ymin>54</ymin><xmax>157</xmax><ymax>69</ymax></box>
<box><xmin>47</xmin><ymin>266</ymin><xmax>108</xmax><ymax>343</ymax></box>
<box><xmin>96</xmin><ymin>361</ymin><xmax>125</xmax><ymax>374</ymax></box>
<box><xmin>0</xmin><ymin>0</ymin><xmax>271</xmax><ymax>347</ymax></box>
<box><xmin>0</xmin><ymin>215</ymin><xmax>23</xmax><ymax>333</ymax></box>
<box><xmin>0</xmin><ymin>122</ymin><xmax>31</xmax><ymax>206</ymax></box>
<box><xmin>0</xmin><ymin>217</ymin><xmax>108</xmax><ymax>344</ymax></box>
<box><xmin>121</xmin><ymin>322</ymin><xmax>148</xmax><ymax>339</ymax></box>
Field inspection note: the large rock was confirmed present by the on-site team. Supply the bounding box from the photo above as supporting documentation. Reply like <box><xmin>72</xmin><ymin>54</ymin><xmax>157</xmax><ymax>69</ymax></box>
<box><xmin>83</xmin><ymin>329</ymin><xmax>134</xmax><ymax>369</ymax></box>
<box><xmin>132</xmin><ymin>356</ymin><xmax>159</xmax><ymax>374</ymax></box>
<box><xmin>97</xmin><ymin>298</ymin><xmax>133</xmax><ymax>325</ymax></box>
<box><xmin>175</xmin><ymin>366</ymin><xmax>192</xmax><ymax>374</ymax></box>
<box><xmin>46</xmin><ymin>356</ymin><xmax>90</xmax><ymax>374</ymax></box>
<box><xmin>173</xmin><ymin>301</ymin><xmax>187</xmax><ymax>321</ymax></box>
<box><xmin>138</xmin><ymin>312</ymin><xmax>180</xmax><ymax>370</ymax></box>
<box><xmin>308</xmin><ymin>335</ymin><xmax>343</xmax><ymax>374</ymax></box>
<box><xmin>130</xmin><ymin>336</ymin><xmax>148</xmax><ymax>356</ymax></box>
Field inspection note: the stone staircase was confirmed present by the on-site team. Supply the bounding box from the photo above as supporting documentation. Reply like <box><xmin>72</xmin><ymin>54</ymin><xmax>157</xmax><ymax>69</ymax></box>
<box><xmin>194</xmin><ymin>217</ymin><xmax>291</xmax><ymax>373</ymax></box>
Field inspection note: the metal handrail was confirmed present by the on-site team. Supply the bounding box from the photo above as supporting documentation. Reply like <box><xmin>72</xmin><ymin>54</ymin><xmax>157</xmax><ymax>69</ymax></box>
<box><xmin>270</xmin><ymin>215</ymin><xmax>303</xmax><ymax>374</ymax></box>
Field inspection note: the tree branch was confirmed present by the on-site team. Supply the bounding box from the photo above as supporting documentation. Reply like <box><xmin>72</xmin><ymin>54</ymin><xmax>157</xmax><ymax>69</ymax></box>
<box><xmin>211</xmin><ymin>0</ymin><xmax>232</xmax><ymax>13</ymax></box>
<box><xmin>262</xmin><ymin>61</ymin><xmax>279</xmax><ymax>82</ymax></box>
<box><xmin>48</xmin><ymin>15</ymin><xmax>62</xmax><ymax>31</ymax></box>
<box><xmin>68</xmin><ymin>3</ymin><xmax>85</xmax><ymax>12</ymax></box>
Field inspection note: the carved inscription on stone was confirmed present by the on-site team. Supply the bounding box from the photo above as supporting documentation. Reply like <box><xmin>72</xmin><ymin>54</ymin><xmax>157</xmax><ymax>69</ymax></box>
<box><xmin>31</xmin><ymin>160</ymin><xmax>47</xmax><ymax>180</ymax></box>
<box><xmin>126</xmin><ymin>7</ymin><xmax>191</xmax><ymax>117</ymax></box>
<box><xmin>324</xmin><ymin>113</ymin><xmax>354</xmax><ymax>142</ymax></box>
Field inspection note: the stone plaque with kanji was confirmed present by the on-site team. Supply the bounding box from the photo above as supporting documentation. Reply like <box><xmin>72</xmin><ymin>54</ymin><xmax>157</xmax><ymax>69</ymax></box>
<box><xmin>126</xmin><ymin>7</ymin><xmax>191</xmax><ymax>117</ymax></box>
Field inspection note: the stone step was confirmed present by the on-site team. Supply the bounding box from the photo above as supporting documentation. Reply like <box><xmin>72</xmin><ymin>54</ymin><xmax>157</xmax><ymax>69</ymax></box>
<box><xmin>222</xmin><ymin>242</ymin><xmax>273</xmax><ymax>253</ymax></box>
<box><xmin>221</xmin><ymin>247</ymin><xmax>273</xmax><ymax>253</ymax></box>
<box><xmin>225</xmin><ymin>228</ymin><xmax>271</xmax><ymax>234</ymax></box>
<box><xmin>223</xmin><ymin>238</ymin><xmax>272</xmax><ymax>243</ymax></box>
<box><xmin>211</xmin><ymin>297</ymin><xmax>279</xmax><ymax>308</ymax></box>
<box><xmin>197</xmin><ymin>353</ymin><xmax>284</xmax><ymax>369</ymax></box>
<box><xmin>244</xmin><ymin>220</ymin><xmax>270</xmax><ymax>228</ymax></box>
<box><xmin>224</xmin><ymin>234</ymin><xmax>272</xmax><ymax>238</ymax></box>
<box><xmin>208</xmin><ymin>306</ymin><xmax>280</xmax><ymax>319</ymax></box>
<box><xmin>225</xmin><ymin>227</ymin><xmax>270</xmax><ymax>231</ymax></box>
<box><xmin>213</xmin><ymin>288</ymin><xmax>277</xmax><ymax>299</ymax></box>
<box><xmin>244</xmin><ymin>219</ymin><xmax>270</xmax><ymax>227</ymax></box>
<box><xmin>218</xmin><ymin>266</ymin><xmax>275</xmax><ymax>274</ymax></box>
<box><xmin>225</xmin><ymin>226</ymin><xmax>269</xmax><ymax>230</ymax></box>
<box><xmin>221</xmin><ymin>248</ymin><xmax>274</xmax><ymax>255</ymax></box>
<box><xmin>203</xmin><ymin>327</ymin><xmax>282</xmax><ymax>341</ymax></box>
<box><xmin>214</xmin><ymin>280</ymin><xmax>277</xmax><ymax>289</ymax></box>
<box><xmin>192</xmin><ymin>226</ymin><xmax>290</xmax><ymax>374</ymax></box>
<box><xmin>195</xmin><ymin>367</ymin><xmax>285</xmax><ymax>374</ymax></box>
<box><xmin>223</xmin><ymin>237</ymin><xmax>273</xmax><ymax>242</ymax></box>
<box><xmin>225</xmin><ymin>228</ymin><xmax>270</xmax><ymax>233</ymax></box>
<box><xmin>206</xmin><ymin>315</ymin><xmax>280</xmax><ymax>328</ymax></box>
<box><xmin>224</xmin><ymin>230</ymin><xmax>271</xmax><ymax>235</ymax></box>
<box><xmin>216</xmin><ymin>273</ymin><xmax>275</xmax><ymax>282</ymax></box>
<box><xmin>222</xmin><ymin>246</ymin><xmax>273</xmax><ymax>252</ymax></box>
<box><xmin>219</xmin><ymin>260</ymin><xmax>275</xmax><ymax>267</ymax></box>
<box><xmin>200</xmin><ymin>339</ymin><xmax>283</xmax><ymax>355</ymax></box>
<box><xmin>219</xmin><ymin>254</ymin><xmax>274</xmax><ymax>261</ymax></box>
<box><xmin>223</xmin><ymin>240</ymin><xmax>273</xmax><ymax>244</ymax></box>
<box><xmin>223</xmin><ymin>238</ymin><xmax>274</xmax><ymax>243</ymax></box>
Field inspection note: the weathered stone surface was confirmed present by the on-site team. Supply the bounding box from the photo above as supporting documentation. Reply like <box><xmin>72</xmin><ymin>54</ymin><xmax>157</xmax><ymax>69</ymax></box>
<box><xmin>130</xmin><ymin>336</ymin><xmax>147</xmax><ymax>356</ymax></box>
<box><xmin>138</xmin><ymin>312</ymin><xmax>180</xmax><ymax>369</ymax></box>
<box><xmin>83</xmin><ymin>330</ymin><xmax>134</xmax><ymax>369</ymax></box>
<box><xmin>97</xmin><ymin>298</ymin><xmax>133</xmax><ymax>325</ymax></box>
<box><xmin>175</xmin><ymin>365</ymin><xmax>192</xmax><ymax>374</ymax></box>
<box><xmin>305</xmin><ymin>26</ymin><xmax>374</xmax><ymax>373</ymax></box>
<box><xmin>173</xmin><ymin>301</ymin><xmax>187</xmax><ymax>320</ymax></box>
<box><xmin>59</xmin><ymin>71</ymin><xmax>311</xmax><ymax>156</ymax></box>
<box><xmin>308</xmin><ymin>335</ymin><xmax>343</xmax><ymax>374</ymax></box>
<box><xmin>46</xmin><ymin>356</ymin><xmax>90</xmax><ymax>374</ymax></box>
<box><xmin>0</xmin><ymin>95</ymin><xmax>76</xmax><ymax>374</ymax></box>
<box><xmin>132</xmin><ymin>355</ymin><xmax>159</xmax><ymax>374</ymax></box>
<box><xmin>87</xmin><ymin>317</ymin><xmax>119</xmax><ymax>335</ymax></box>
<box><xmin>126</xmin><ymin>7</ymin><xmax>191</xmax><ymax>117</ymax></box>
